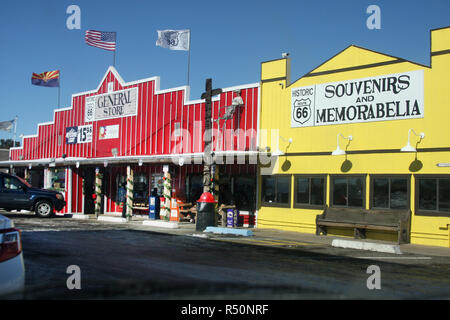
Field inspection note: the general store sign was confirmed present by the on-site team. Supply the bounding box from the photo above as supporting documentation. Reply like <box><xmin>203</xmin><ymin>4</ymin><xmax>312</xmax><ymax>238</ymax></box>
<box><xmin>65</xmin><ymin>125</ymin><xmax>93</xmax><ymax>144</ymax></box>
<box><xmin>85</xmin><ymin>87</ymin><xmax>138</xmax><ymax>122</ymax></box>
<box><xmin>291</xmin><ymin>70</ymin><xmax>424</xmax><ymax>128</ymax></box>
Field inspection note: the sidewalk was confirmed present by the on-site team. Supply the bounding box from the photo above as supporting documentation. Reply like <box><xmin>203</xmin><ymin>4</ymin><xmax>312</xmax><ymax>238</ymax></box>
<box><xmin>249</xmin><ymin>227</ymin><xmax>450</xmax><ymax>257</ymax></box>
<box><xmin>80</xmin><ymin>213</ymin><xmax>450</xmax><ymax>258</ymax></box>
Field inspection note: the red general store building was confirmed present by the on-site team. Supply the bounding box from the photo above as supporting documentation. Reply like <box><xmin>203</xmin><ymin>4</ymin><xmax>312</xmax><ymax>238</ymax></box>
<box><xmin>6</xmin><ymin>67</ymin><xmax>260</xmax><ymax>218</ymax></box>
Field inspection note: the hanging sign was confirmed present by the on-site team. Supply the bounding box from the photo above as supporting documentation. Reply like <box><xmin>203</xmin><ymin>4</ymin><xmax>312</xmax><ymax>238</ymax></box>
<box><xmin>291</xmin><ymin>70</ymin><xmax>424</xmax><ymax>128</ymax></box>
<box><xmin>65</xmin><ymin>125</ymin><xmax>93</xmax><ymax>144</ymax></box>
<box><xmin>85</xmin><ymin>87</ymin><xmax>138</xmax><ymax>122</ymax></box>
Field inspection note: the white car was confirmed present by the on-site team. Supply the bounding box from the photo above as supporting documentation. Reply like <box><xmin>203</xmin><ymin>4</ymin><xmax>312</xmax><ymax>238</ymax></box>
<box><xmin>0</xmin><ymin>214</ymin><xmax>25</xmax><ymax>297</ymax></box>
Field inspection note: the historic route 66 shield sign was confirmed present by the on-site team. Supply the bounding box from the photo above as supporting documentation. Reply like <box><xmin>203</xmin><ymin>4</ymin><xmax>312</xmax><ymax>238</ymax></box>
<box><xmin>292</xmin><ymin>98</ymin><xmax>312</xmax><ymax>125</ymax></box>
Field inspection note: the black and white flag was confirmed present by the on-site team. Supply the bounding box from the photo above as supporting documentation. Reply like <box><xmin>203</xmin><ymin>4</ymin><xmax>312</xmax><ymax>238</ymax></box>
<box><xmin>156</xmin><ymin>30</ymin><xmax>190</xmax><ymax>51</ymax></box>
<box><xmin>0</xmin><ymin>120</ymin><xmax>14</xmax><ymax>132</ymax></box>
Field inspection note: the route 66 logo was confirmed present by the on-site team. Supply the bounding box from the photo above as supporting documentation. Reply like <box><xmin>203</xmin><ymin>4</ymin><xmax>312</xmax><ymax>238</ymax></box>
<box><xmin>293</xmin><ymin>98</ymin><xmax>312</xmax><ymax>124</ymax></box>
<box><xmin>85</xmin><ymin>98</ymin><xmax>95</xmax><ymax>122</ymax></box>
<box><xmin>164</xmin><ymin>31</ymin><xmax>179</xmax><ymax>46</ymax></box>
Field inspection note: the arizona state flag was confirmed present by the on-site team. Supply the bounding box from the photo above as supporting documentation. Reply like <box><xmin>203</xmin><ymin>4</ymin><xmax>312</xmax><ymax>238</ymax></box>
<box><xmin>31</xmin><ymin>70</ymin><xmax>60</xmax><ymax>87</ymax></box>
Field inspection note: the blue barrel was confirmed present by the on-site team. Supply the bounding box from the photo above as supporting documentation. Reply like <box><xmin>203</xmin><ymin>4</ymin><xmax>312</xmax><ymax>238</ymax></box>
<box><xmin>226</xmin><ymin>209</ymin><xmax>234</xmax><ymax>227</ymax></box>
<box><xmin>149</xmin><ymin>195</ymin><xmax>160</xmax><ymax>220</ymax></box>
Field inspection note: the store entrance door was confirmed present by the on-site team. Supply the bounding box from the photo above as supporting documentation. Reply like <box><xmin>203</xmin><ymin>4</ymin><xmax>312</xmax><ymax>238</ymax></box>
<box><xmin>83</xmin><ymin>167</ymin><xmax>95</xmax><ymax>214</ymax></box>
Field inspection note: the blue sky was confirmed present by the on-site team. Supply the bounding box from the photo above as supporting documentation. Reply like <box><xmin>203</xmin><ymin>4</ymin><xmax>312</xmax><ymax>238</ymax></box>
<box><xmin>0</xmin><ymin>0</ymin><xmax>448</xmax><ymax>141</ymax></box>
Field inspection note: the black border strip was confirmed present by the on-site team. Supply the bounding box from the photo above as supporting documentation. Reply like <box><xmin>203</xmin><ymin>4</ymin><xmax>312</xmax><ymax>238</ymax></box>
<box><xmin>261</xmin><ymin>76</ymin><xmax>287</xmax><ymax>84</ymax></box>
<box><xmin>431</xmin><ymin>49</ymin><xmax>450</xmax><ymax>56</ymax></box>
<box><xmin>285</xmin><ymin>147</ymin><xmax>450</xmax><ymax>157</ymax></box>
<box><xmin>304</xmin><ymin>59</ymin><xmax>406</xmax><ymax>77</ymax></box>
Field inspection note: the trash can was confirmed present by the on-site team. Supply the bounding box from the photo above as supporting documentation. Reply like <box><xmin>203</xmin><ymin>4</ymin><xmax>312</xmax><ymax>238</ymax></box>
<box><xmin>196</xmin><ymin>192</ymin><xmax>216</xmax><ymax>231</ymax></box>
<box><xmin>149</xmin><ymin>195</ymin><xmax>160</xmax><ymax>220</ymax></box>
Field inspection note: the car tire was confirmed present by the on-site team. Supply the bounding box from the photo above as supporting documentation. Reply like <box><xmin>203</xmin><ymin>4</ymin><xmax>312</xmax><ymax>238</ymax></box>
<box><xmin>35</xmin><ymin>200</ymin><xmax>54</xmax><ymax>218</ymax></box>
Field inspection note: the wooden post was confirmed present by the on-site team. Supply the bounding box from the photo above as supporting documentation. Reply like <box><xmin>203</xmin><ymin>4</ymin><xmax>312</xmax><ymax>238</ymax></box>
<box><xmin>201</xmin><ymin>79</ymin><xmax>222</xmax><ymax>193</ymax></box>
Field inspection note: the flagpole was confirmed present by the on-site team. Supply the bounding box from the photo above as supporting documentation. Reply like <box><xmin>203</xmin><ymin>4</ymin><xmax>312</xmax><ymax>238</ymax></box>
<box><xmin>13</xmin><ymin>116</ymin><xmax>17</xmax><ymax>147</ymax></box>
<box><xmin>187</xmin><ymin>29</ymin><xmax>191</xmax><ymax>87</ymax></box>
<box><xmin>58</xmin><ymin>70</ymin><xmax>61</xmax><ymax>107</ymax></box>
<box><xmin>113</xmin><ymin>32</ymin><xmax>117</xmax><ymax>67</ymax></box>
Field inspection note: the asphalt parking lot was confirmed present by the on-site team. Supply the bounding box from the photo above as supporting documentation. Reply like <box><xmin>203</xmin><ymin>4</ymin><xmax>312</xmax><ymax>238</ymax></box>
<box><xmin>2</xmin><ymin>211</ymin><xmax>449</xmax><ymax>300</ymax></box>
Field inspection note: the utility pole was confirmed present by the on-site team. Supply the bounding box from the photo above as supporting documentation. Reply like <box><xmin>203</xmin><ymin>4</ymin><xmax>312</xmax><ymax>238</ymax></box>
<box><xmin>200</xmin><ymin>78</ymin><xmax>222</xmax><ymax>193</ymax></box>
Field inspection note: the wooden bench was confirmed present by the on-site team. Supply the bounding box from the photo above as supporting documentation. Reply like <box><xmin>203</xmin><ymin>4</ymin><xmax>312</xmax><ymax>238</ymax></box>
<box><xmin>316</xmin><ymin>207</ymin><xmax>411</xmax><ymax>244</ymax></box>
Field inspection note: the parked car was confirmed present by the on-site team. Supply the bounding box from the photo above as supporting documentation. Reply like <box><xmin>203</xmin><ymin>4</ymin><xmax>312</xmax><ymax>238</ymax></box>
<box><xmin>0</xmin><ymin>214</ymin><xmax>25</xmax><ymax>297</ymax></box>
<box><xmin>0</xmin><ymin>172</ymin><xmax>66</xmax><ymax>218</ymax></box>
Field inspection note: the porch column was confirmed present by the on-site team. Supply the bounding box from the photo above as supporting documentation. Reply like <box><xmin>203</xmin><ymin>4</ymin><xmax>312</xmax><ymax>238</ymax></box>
<box><xmin>126</xmin><ymin>165</ymin><xmax>134</xmax><ymax>221</ymax></box>
<box><xmin>94</xmin><ymin>167</ymin><xmax>102</xmax><ymax>218</ymax></box>
<box><xmin>162</xmin><ymin>169</ymin><xmax>172</xmax><ymax>221</ymax></box>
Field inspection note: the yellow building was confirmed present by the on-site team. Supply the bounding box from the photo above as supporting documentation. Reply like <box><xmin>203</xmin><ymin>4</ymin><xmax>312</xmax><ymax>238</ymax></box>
<box><xmin>257</xmin><ymin>26</ymin><xmax>450</xmax><ymax>248</ymax></box>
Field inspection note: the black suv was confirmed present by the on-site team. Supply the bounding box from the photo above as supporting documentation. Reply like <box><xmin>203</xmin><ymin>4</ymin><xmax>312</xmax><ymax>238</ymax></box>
<box><xmin>0</xmin><ymin>172</ymin><xmax>66</xmax><ymax>218</ymax></box>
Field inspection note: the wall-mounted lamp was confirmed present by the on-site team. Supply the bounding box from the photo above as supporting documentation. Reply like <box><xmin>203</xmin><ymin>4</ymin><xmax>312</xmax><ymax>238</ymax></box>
<box><xmin>437</xmin><ymin>163</ymin><xmax>450</xmax><ymax>167</ymax></box>
<box><xmin>272</xmin><ymin>136</ymin><xmax>292</xmax><ymax>157</ymax></box>
<box><xmin>178</xmin><ymin>157</ymin><xmax>185</xmax><ymax>167</ymax></box>
<box><xmin>401</xmin><ymin>129</ymin><xmax>425</xmax><ymax>152</ymax></box>
<box><xmin>332</xmin><ymin>134</ymin><xmax>353</xmax><ymax>156</ymax></box>
<box><xmin>104</xmin><ymin>161</ymin><xmax>108</xmax><ymax>168</ymax></box>
<box><xmin>76</xmin><ymin>161</ymin><xmax>80</xmax><ymax>168</ymax></box>
<box><xmin>138</xmin><ymin>159</ymin><xmax>143</xmax><ymax>166</ymax></box>
<box><xmin>28</xmin><ymin>164</ymin><xmax>32</xmax><ymax>170</ymax></box>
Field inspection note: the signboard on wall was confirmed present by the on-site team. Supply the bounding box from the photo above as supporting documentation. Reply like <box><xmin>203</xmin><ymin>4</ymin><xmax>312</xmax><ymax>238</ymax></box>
<box><xmin>99</xmin><ymin>124</ymin><xmax>119</xmax><ymax>140</ymax></box>
<box><xmin>291</xmin><ymin>70</ymin><xmax>424</xmax><ymax>128</ymax></box>
<box><xmin>85</xmin><ymin>87</ymin><xmax>138</xmax><ymax>122</ymax></box>
<box><xmin>65</xmin><ymin>125</ymin><xmax>93</xmax><ymax>144</ymax></box>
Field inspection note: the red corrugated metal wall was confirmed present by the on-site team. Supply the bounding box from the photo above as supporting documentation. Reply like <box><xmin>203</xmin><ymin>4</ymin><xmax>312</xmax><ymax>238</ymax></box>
<box><xmin>11</xmin><ymin>68</ymin><xmax>259</xmax><ymax>161</ymax></box>
<box><xmin>11</xmin><ymin>68</ymin><xmax>259</xmax><ymax>215</ymax></box>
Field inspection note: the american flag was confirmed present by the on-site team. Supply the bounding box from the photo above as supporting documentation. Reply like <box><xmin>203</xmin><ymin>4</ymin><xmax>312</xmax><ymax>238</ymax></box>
<box><xmin>85</xmin><ymin>30</ymin><xmax>116</xmax><ymax>51</ymax></box>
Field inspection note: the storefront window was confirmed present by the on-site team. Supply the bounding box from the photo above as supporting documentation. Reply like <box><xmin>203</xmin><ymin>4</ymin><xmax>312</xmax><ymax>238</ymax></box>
<box><xmin>332</xmin><ymin>176</ymin><xmax>364</xmax><ymax>208</ymax></box>
<box><xmin>233</xmin><ymin>176</ymin><xmax>256</xmax><ymax>212</ymax></box>
<box><xmin>261</xmin><ymin>175</ymin><xmax>290</xmax><ymax>207</ymax></box>
<box><xmin>115</xmin><ymin>175</ymin><xmax>126</xmax><ymax>204</ymax></box>
<box><xmin>294</xmin><ymin>176</ymin><xmax>325</xmax><ymax>207</ymax></box>
<box><xmin>439</xmin><ymin>179</ymin><xmax>450</xmax><ymax>211</ymax></box>
<box><xmin>372</xmin><ymin>177</ymin><xmax>408</xmax><ymax>210</ymax></box>
<box><xmin>47</xmin><ymin>168</ymin><xmax>66</xmax><ymax>192</ymax></box>
<box><xmin>186</xmin><ymin>174</ymin><xmax>203</xmax><ymax>203</ymax></box>
<box><xmin>151</xmin><ymin>174</ymin><xmax>164</xmax><ymax>196</ymax></box>
<box><xmin>417</xmin><ymin>177</ymin><xmax>450</xmax><ymax>214</ymax></box>
<box><xmin>134</xmin><ymin>173</ymin><xmax>149</xmax><ymax>207</ymax></box>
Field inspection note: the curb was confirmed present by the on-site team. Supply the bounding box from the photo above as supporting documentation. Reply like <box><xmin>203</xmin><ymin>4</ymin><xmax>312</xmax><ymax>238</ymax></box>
<box><xmin>204</xmin><ymin>227</ymin><xmax>253</xmax><ymax>237</ymax></box>
<box><xmin>142</xmin><ymin>220</ymin><xmax>179</xmax><ymax>229</ymax></box>
<box><xmin>71</xmin><ymin>214</ymin><xmax>91</xmax><ymax>220</ymax></box>
<box><xmin>332</xmin><ymin>238</ymin><xmax>402</xmax><ymax>254</ymax></box>
<box><xmin>97</xmin><ymin>216</ymin><xmax>127</xmax><ymax>223</ymax></box>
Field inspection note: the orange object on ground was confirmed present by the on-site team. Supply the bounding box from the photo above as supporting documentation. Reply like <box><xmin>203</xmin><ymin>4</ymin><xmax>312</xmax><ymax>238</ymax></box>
<box><xmin>170</xmin><ymin>197</ymin><xmax>180</xmax><ymax>222</ymax></box>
